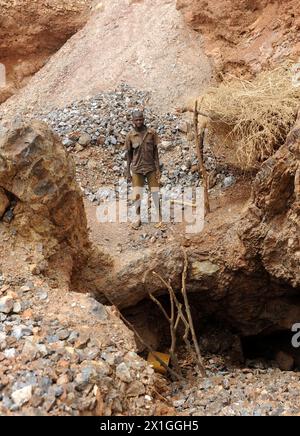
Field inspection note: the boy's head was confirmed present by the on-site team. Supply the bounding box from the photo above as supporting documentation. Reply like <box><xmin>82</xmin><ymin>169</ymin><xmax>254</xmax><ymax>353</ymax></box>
<box><xmin>132</xmin><ymin>110</ymin><xmax>144</xmax><ymax>129</ymax></box>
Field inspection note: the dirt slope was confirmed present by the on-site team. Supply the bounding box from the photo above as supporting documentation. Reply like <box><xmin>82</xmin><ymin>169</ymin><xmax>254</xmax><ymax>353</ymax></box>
<box><xmin>0</xmin><ymin>0</ymin><xmax>92</xmax><ymax>103</ymax></box>
<box><xmin>0</xmin><ymin>0</ymin><xmax>212</xmax><ymax>117</ymax></box>
<box><xmin>177</xmin><ymin>0</ymin><xmax>300</xmax><ymax>76</ymax></box>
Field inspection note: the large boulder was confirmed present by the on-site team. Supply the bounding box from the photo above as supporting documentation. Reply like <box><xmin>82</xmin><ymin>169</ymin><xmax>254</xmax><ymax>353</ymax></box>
<box><xmin>240</xmin><ymin>111</ymin><xmax>300</xmax><ymax>287</ymax></box>
<box><xmin>0</xmin><ymin>118</ymin><xmax>89</xmax><ymax>273</ymax></box>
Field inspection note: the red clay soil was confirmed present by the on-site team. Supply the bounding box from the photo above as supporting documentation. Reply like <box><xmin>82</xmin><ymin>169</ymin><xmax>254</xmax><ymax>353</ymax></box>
<box><xmin>176</xmin><ymin>0</ymin><xmax>300</xmax><ymax>77</ymax></box>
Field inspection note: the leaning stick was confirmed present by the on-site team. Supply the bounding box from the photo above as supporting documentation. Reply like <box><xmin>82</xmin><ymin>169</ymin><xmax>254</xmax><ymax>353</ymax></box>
<box><xmin>102</xmin><ymin>293</ymin><xmax>183</xmax><ymax>381</ymax></box>
<box><xmin>181</xmin><ymin>249</ymin><xmax>206</xmax><ymax>377</ymax></box>
<box><xmin>194</xmin><ymin>100</ymin><xmax>210</xmax><ymax>215</ymax></box>
<box><xmin>170</xmin><ymin>199</ymin><xmax>197</xmax><ymax>208</ymax></box>
<box><xmin>149</xmin><ymin>291</ymin><xmax>182</xmax><ymax>375</ymax></box>
<box><xmin>151</xmin><ymin>272</ymin><xmax>194</xmax><ymax>359</ymax></box>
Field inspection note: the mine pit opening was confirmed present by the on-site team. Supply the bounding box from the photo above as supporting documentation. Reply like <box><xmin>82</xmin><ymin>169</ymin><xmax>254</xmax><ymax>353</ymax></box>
<box><xmin>121</xmin><ymin>295</ymin><xmax>300</xmax><ymax>376</ymax></box>
<box><xmin>241</xmin><ymin>331</ymin><xmax>300</xmax><ymax>372</ymax></box>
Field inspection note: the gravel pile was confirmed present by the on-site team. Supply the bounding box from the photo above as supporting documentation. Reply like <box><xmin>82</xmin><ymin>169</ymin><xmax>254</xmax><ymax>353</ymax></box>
<box><xmin>1</xmin><ymin>272</ymin><xmax>300</xmax><ymax>416</ymax></box>
<box><xmin>169</xmin><ymin>353</ymin><xmax>300</xmax><ymax>416</ymax></box>
<box><xmin>36</xmin><ymin>84</ymin><xmax>235</xmax><ymax>201</ymax></box>
<box><xmin>0</xmin><ymin>276</ymin><xmax>157</xmax><ymax>416</ymax></box>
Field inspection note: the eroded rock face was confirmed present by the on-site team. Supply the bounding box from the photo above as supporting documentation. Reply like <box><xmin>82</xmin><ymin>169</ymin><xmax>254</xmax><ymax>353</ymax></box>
<box><xmin>0</xmin><ymin>119</ymin><xmax>89</xmax><ymax>272</ymax></box>
<box><xmin>0</xmin><ymin>0</ymin><xmax>91</xmax><ymax>103</ymax></box>
<box><xmin>187</xmin><ymin>112</ymin><xmax>299</xmax><ymax>335</ymax></box>
<box><xmin>240</xmin><ymin>111</ymin><xmax>300</xmax><ymax>287</ymax></box>
<box><xmin>176</xmin><ymin>0</ymin><xmax>300</xmax><ymax>75</ymax></box>
<box><xmin>186</xmin><ymin>114</ymin><xmax>299</xmax><ymax>335</ymax></box>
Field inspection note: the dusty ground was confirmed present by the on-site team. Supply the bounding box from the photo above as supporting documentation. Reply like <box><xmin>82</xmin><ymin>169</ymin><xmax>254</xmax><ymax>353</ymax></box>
<box><xmin>84</xmin><ymin>178</ymin><xmax>250</xmax><ymax>259</ymax></box>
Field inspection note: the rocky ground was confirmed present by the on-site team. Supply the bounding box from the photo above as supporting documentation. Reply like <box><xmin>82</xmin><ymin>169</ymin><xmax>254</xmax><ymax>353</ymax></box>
<box><xmin>168</xmin><ymin>355</ymin><xmax>300</xmax><ymax>416</ymax></box>
<box><xmin>35</xmin><ymin>83</ymin><xmax>236</xmax><ymax>200</ymax></box>
<box><xmin>0</xmin><ymin>82</ymin><xmax>299</xmax><ymax>416</ymax></box>
<box><xmin>2</xmin><ymin>260</ymin><xmax>300</xmax><ymax>417</ymax></box>
<box><xmin>0</xmin><ymin>266</ymin><xmax>158</xmax><ymax>416</ymax></box>
<box><xmin>0</xmin><ymin>0</ymin><xmax>298</xmax><ymax>420</ymax></box>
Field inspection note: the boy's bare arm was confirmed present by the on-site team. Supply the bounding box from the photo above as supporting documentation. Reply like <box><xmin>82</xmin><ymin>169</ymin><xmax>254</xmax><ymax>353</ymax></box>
<box><xmin>125</xmin><ymin>135</ymin><xmax>133</xmax><ymax>182</ymax></box>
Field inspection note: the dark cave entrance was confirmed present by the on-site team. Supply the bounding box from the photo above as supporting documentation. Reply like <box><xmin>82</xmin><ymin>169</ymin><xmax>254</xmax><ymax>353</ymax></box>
<box><xmin>122</xmin><ymin>295</ymin><xmax>300</xmax><ymax>375</ymax></box>
<box><xmin>241</xmin><ymin>330</ymin><xmax>300</xmax><ymax>371</ymax></box>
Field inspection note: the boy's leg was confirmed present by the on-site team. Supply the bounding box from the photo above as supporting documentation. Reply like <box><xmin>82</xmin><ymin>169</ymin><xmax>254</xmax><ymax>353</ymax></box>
<box><xmin>131</xmin><ymin>173</ymin><xmax>145</xmax><ymax>229</ymax></box>
<box><xmin>147</xmin><ymin>171</ymin><xmax>162</xmax><ymax>224</ymax></box>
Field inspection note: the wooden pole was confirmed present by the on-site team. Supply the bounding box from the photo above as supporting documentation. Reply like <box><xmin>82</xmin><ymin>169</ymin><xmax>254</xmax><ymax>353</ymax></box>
<box><xmin>194</xmin><ymin>101</ymin><xmax>210</xmax><ymax>215</ymax></box>
<box><xmin>181</xmin><ymin>249</ymin><xmax>206</xmax><ymax>377</ymax></box>
<box><xmin>103</xmin><ymin>293</ymin><xmax>183</xmax><ymax>381</ymax></box>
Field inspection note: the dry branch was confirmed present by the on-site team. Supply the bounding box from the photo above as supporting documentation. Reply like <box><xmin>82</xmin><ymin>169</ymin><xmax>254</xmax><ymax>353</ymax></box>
<box><xmin>102</xmin><ymin>292</ymin><xmax>183</xmax><ymax>381</ymax></box>
<box><xmin>149</xmin><ymin>291</ymin><xmax>182</xmax><ymax>375</ymax></box>
<box><xmin>194</xmin><ymin>100</ymin><xmax>210</xmax><ymax>215</ymax></box>
<box><xmin>148</xmin><ymin>251</ymin><xmax>207</xmax><ymax>378</ymax></box>
<box><xmin>181</xmin><ymin>249</ymin><xmax>206</xmax><ymax>377</ymax></box>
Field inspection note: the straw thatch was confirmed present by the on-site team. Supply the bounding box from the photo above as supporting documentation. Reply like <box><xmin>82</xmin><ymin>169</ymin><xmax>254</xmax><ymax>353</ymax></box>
<box><xmin>201</xmin><ymin>64</ymin><xmax>300</xmax><ymax>169</ymax></box>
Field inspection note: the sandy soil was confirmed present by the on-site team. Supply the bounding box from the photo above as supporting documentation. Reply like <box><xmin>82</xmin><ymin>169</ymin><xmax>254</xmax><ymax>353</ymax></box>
<box><xmin>0</xmin><ymin>0</ymin><xmax>212</xmax><ymax>117</ymax></box>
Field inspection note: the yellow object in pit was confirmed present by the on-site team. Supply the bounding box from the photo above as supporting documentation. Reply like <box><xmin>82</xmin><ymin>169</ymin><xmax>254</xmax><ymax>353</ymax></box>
<box><xmin>147</xmin><ymin>352</ymin><xmax>170</xmax><ymax>374</ymax></box>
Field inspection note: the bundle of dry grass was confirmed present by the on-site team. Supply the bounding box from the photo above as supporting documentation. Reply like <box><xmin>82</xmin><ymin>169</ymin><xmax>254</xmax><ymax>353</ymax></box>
<box><xmin>201</xmin><ymin>65</ymin><xmax>300</xmax><ymax>169</ymax></box>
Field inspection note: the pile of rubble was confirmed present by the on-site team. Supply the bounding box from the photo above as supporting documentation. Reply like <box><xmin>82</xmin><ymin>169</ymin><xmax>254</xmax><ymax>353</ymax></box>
<box><xmin>169</xmin><ymin>354</ymin><xmax>300</xmax><ymax>416</ymax></box>
<box><xmin>36</xmin><ymin>84</ymin><xmax>235</xmax><ymax>202</ymax></box>
<box><xmin>0</xmin><ymin>273</ymin><xmax>158</xmax><ymax>416</ymax></box>
<box><xmin>39</xmin><ymin>83</ymin><xmax>179</xmax><ymax>150</ymax></box>
<box><xmin>2</xmin><ymin>268</ymin><xmax>300</xmax><ymax>416</ymax></box>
